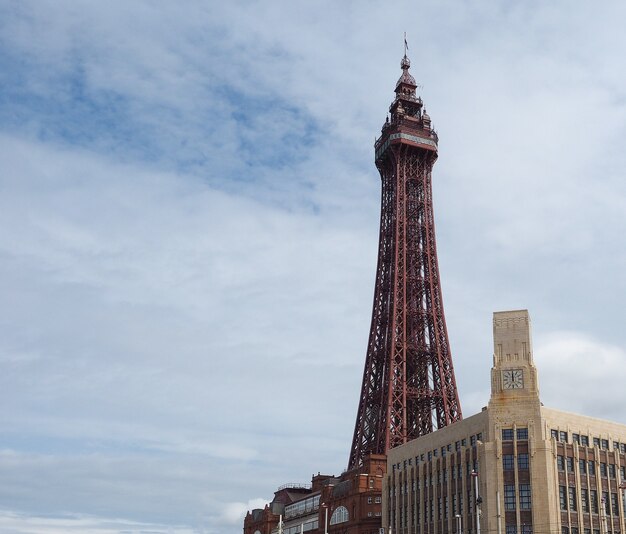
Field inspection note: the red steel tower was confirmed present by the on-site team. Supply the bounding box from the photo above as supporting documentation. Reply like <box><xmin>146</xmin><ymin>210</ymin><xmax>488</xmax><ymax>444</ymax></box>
<box><xmin>349</xmin><ymin>54</ymin><xmax>462</xmax><ymax>469</ymax></box>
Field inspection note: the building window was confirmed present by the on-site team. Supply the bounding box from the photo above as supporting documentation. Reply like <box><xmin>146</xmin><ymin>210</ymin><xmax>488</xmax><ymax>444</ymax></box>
<box><xmin>581</xmin><ymin>435</ymin><xmax>590</xmax><ymax>446</ymax></box>
<box><xmin>579</xmin><ymin>459</ymin><xmax>587</xmax><ymax>475</ymax></box>
<box><xmin>503</xmin><ymin>455</ymin><xmax>515</xmax><ymax>470</ymax></box>
<box><xmin>620</xmin><ymin>466</ymin><xmax>626</xmax><ymax>480</ymax></box>
<box><xmin>563</xmin><ymin>528</ymin><xmax>570</xmax><ymax>534</ymax></box>
<box><xmin>591</xmin><ymin>490</ymin><xmax>599</xmax><ymax>514</ymax></box>
<box><xmin>505</xmin><ymin>485</ymin><xmax>516</xmax><ymax>510</ymax></box>
<box><xmin>471</xmin><ymin>435</ymin><xmax>477</xmax><ymax>446</ymax></box>
<box><xmin>455</xmin><ymin>440</ymin><xmax>461</xmax><ymax>451</ymax></box>
<box><xmin>522</xmin><ymin>526</ymin><xmax>533</xmax><ymax>534</ymax></box>
<box><xmin>573</xmin><ymin>433</ymin><xmax>580</xmax><ymax>444</ymax></box>
<box><xmin>567</xmin><ymin>457</ymin><xmax>575</xmax><ymax>472</ymax></box>
<box><xmin>614</xmin><ymin>441</ymin><xmax>620</xmax><ymax>451</ymax></box>
<box><xmin>557</xmin><ymin>456</ymin><xmax>565</xmax><ymax>471</ymax></box>
<box><xmin>560</xmin><ymin>486</ymin><xmax>567</xmax><ymax>511</ymax></box>
<box><xmin>506</xmin><ymin>526</ymin><xmax>518</xmax><ymax>534</ymax></box>
<box><xmin>589</xmin><ymin>460</ymin><xmax>596</xmax><ymax>476</ymax></box>
<box><xmin>572</xmin><ymin>529</ymin><xmax>579</xmax><ymax>534</ymax></box>
<box><xmin>552</xmin><ymin>429</ymin><xmax>559</xmax><ymax>440</ymax></box>
<box><xmin>375</xmin><ymin>497</ymin><xmax>382</xmax><ymax>503</ymax></box>
<box><xmin>594</xmin><ymin>437</ymin><xmax>601</xmax><ymax>447</ymax></box>
<box><xmin>518</xmin><ymin>453</ymin><xmax>529</xmax><ymax>470</ymax></box>
<box><xmin>517</xmin><ymin>428</ymin><xmax>528</xmax><ymax>440</ymax></box>
<box><xmin>569</xmin><ymin>487</ymin><xmax>577</xmax><ymax>511</ymax></box>
<box><xmin>519</xmin><ymin>484</ymin><xmax>531</xmax><ymax>510</ymax></box>
<box><xmin>582</xmin><ymin>488</ymin><xmax>589</xmax><ymax>513</ymax></box>
<box><xmin>502</xmin><ymin>429</ymin><xmax>514</xmax><ymax>441</ymax></box>
<box><xmin>609</xmin><ymin>464</ymin><xmax>616</xmax><ymax>478</ymax></box>
<box><xmin>601</xmin><ymin>463</ymin><xmax>608</xmax><ymax>477</ymax></box>
<box><xmin>330</xmin><ymin>506</ymin><xmax>349</xmax><ymax>525</ymax></box>
<box><xmin>560</xmin><ymin>431</ymin><xmax>568</xmax><ymax>443</ymax></box>
<box><xmin>612</xmin><ymin>493</ymin><xmax>619</xmax><ymax>516</ymax></box>
<box><xmin>602</xmin><ymin>439</ymin><xmax>609</xmax><ymax>450</ymax></box>
<box><xmin>368</xmin><ymin>497</ymin><xmax>372</xmax><ymax>504</ymax></box>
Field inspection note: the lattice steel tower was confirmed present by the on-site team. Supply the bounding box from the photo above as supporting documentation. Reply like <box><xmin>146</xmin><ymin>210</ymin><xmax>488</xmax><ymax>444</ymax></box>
<box><xmin>348</xmin><ymin>54</ymin><xmax>462</xmax><ymax>469</ymax></box>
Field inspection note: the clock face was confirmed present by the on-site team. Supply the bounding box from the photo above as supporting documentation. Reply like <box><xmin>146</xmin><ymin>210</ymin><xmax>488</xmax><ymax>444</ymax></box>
<box><xmin>502</xmin><ymin>369</ymin><xmax>524</xmax><ymax>389</ymax></box>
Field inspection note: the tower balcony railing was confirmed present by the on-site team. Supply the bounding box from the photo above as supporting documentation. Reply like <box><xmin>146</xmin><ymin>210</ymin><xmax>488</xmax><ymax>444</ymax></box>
<box><xmin>394</xmin><ymin>94</ymin><xmax>423</xmax><ymax>105</ymax></box>
<box><xmin>376</xmin><ymin>117</ymin><xmax>438</xmax><ymax>148</ymax></box>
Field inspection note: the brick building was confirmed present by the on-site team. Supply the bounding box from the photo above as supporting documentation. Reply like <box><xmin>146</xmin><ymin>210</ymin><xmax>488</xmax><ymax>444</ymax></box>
<box><xmin>244</xmin><ymin>455</ymin><xmax>386</xmax><ymax>534</ymax></box>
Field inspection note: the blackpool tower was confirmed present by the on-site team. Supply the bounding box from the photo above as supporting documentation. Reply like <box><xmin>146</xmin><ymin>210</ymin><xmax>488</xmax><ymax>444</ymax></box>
<box><xmin>348</xmin><ymin>53</ymin><xmax>462</xmax><ymax>470</ymax></box>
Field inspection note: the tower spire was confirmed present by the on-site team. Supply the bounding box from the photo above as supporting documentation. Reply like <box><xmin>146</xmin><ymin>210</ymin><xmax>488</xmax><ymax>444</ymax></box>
<box><xmin>348</xmin><ymin>54</ymin><xmax>462</xmax><ymax>469</ymax></box>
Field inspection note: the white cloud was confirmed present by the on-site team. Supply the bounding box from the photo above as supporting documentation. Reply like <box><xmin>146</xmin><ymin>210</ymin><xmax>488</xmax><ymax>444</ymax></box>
<box><xmin>220</xmin><ymin>499</ymin><xmax>268</xmax><ymax>525</ymax></box>
<box><xmin>0</xmin><ymin>510</ymin><xmax>196</xmax><ymax>534</ymax></box>
<box><xmin>0</xmin><ymin>1</ymin><xmax>625</xmax><ymax>533</ymax></box>
<box><xmin>535</xmin><ymin>332</ymin><xmax>626</xmax><ymax>423</ymax></box>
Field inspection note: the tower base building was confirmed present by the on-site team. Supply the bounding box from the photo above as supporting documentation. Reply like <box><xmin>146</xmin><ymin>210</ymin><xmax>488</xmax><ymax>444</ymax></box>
<box><xmin>244</xmin><ymin>455</ymin><xmax>386</xmax><ymax>534</ymax></box>
<box><xmin>385</xmin><ymin>310</ymin><xmax>626</xmax><ymax>534</ymax></box>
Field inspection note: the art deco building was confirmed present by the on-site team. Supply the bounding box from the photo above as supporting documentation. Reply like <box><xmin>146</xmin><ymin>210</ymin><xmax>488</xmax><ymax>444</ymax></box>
<box><xmin>385</xmin><ymin>309</ymin><xmax>626</xmax><ymax>534</ymax></box>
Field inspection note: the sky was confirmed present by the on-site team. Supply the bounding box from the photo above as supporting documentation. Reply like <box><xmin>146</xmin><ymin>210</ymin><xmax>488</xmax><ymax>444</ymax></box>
<box><xmin>0</xmin><ymin>1</ymin><xmax>625</xmax><ymax>533</ymax></box>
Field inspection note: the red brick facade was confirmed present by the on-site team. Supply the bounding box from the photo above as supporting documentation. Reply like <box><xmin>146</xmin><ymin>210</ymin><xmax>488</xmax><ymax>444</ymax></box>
<box><xmin>243</xmin><ymin>455</ymin><xmax>386</xmax><ymax>534</ymax></box>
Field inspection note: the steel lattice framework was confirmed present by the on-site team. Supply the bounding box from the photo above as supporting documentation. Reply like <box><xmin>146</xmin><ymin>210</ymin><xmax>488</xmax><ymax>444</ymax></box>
<box><xmin>348</xmin><ymin>55</ymin><xmax>462</xmax><ymax>470</ymax></box>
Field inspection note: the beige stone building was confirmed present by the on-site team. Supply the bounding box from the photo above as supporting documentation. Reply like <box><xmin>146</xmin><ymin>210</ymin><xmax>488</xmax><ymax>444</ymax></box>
<box><xmin>384</xmin><ymin>310</ymin><xmax>626</xmax><ymax>534</ymax></box>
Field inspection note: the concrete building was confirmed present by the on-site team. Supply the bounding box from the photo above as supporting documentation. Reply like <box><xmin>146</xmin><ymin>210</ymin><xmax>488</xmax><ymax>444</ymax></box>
<box><xmin>385</xmin><ymin>309</ymin><xmax>626</xmax><ymax>534</ymax></box>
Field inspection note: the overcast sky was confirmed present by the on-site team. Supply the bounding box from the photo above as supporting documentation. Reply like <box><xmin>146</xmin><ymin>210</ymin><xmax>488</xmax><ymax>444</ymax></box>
<box><xmin>1</xmin><ymin>1</ymin><xmax>625</xmax><ymax>533</ymax></box>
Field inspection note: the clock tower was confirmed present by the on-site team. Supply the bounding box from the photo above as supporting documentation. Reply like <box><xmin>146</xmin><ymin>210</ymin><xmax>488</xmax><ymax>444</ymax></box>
<box><xmin>489</xmin><ymin>309</ymin><xmax>540</xmax><ymax>404</ymax></box>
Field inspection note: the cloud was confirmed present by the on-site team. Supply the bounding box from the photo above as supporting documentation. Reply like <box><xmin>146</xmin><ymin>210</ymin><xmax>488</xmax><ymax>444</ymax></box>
<box><xmin>0</xmin><ymin>509</ymin><xmax>197</xmax><ymax>534</ymax></box>
<box><xmin>220</xmin><ymin>499</ymin><xmax>268</xmax><ymax>526</ymax></box>
<box><xmin>535</xmin><ymin>332</ymin><xmax>626</xmax><ymax>423</ymax></box>
<box><xmin>0</xmin><ymin>1</ymin><xmax>625</xmax><ymax>533</ymax></box>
